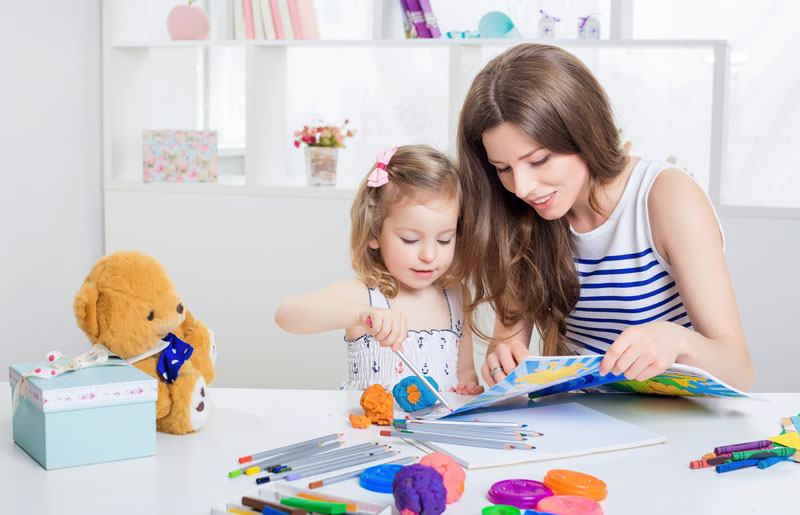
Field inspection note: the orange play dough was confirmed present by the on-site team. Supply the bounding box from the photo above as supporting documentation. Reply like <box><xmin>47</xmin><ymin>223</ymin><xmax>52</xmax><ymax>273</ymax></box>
<box><xmin>419</xmin><ymin>452</ymin><xmax>465</xmax><ymax>503</ymax></box>
<box><xmin>360</xmin><ymin>384</ymin><xmax>394</xmax><ymax>425</ymax></box>
<box><xmin>349</xmin><ymin>413</ymin><xmax>372</xmax><ymax>429</ymax></box>
<box><xmin>407</xmin><ymin>384</ymin><xmax>421</xmax><ymax>404</ymax></box>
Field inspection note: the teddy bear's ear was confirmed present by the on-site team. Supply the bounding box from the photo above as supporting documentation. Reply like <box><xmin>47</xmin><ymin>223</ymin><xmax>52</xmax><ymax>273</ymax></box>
<box><xmin>74</xmin><ymin>283</ymin><xmax>100</xmax><ymax>339</ymax></box>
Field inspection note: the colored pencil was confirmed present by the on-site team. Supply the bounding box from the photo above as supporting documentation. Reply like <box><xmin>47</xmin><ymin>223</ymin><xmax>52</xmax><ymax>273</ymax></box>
<box><xmin>231</xmin><ymin>440</ymin><xmax>343</xmax><ymax>477</ymax></box>
<box><xmin>238</xmin><ymin>433</ymin><xmax>342</xmax><ymax>463</ymax></box>
<box><xmin>309</xmin><ymin>456</ymin><xmax>416</xmax><ymax>489</ymax></box>
<box><xmin>393</xmin><ymin>422</ymin><xmax>526</xmax><ymax>442</ymax></box>
<box><xmin>256</xmin><ymin>450</ymin><xmax>398</xmax><ymax>484</ymax></box>
<box><xmin>271</xmin><ymin>446</ymin><xmax>391</xmax><ymax>474</ymax></box>
<box><xmin>388</xmin><ymin>427</ymin><xmax>532</xmax><ymax>447</ymax></box>
<box><xmin>269</xmin><ymin>442</ymin><xmax>382</xmax><ymax>471</ymax></box>
<box><xmin>380</xmin><ymin>429</ymin><xmax>533</xmax><ymax>450</ymax></box>
<box><xmin>395</xmin><ymin>349</ymin><xmax>453</xmax><ymax>412</ymax></box>
<box><xmin>401</xmin><ymin>418</ymin><xmax>527</xmax><ymax>428</ymax></box>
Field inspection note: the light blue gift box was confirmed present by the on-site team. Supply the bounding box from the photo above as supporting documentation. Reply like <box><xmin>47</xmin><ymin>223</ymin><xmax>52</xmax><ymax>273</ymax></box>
<box><xmin>9</xmin><ymin>360</ymin><xmax>158</xmax><ymax>469</ymax></box>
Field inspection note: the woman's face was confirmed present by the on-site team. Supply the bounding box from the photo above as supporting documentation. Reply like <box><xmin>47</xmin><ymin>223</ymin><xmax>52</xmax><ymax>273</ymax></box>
<box><xmin>481</xmin><ymin>122</ymin><xmax>590</xmax><ymax>221</ymax></box>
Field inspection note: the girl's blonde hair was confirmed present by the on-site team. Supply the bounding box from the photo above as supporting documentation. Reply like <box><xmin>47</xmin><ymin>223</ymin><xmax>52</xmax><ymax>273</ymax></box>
<box><xmin>350</xmin><ymin>144</ymin><xmax>463</xmax><ymax>299</ymax></box>
<box><xmin>456</xmin><ymin>44</ymin><xmax>627</xmax><ymax>355</ymax></box>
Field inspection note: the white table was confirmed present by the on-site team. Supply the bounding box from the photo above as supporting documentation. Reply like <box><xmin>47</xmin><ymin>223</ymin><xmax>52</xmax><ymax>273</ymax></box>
<box><xmin>2</xmin><ymin>385</ymin><xmax>798</xmax><ymax>514</ymax></box>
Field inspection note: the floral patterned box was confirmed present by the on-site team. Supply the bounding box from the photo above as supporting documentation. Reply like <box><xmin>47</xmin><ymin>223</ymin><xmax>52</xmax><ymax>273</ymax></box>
<box><xmin>142</xmin><ymin>129</ymin><xmax>219</xmax><ymax>182</ymax></box>
<box><xmin>9</xmin><ymin>361</ymin><xmax>157</xmax><ymax>469</ymax></box>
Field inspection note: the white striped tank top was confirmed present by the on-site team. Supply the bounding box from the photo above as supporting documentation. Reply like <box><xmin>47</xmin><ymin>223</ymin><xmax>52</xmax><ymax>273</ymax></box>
<box><xmin>566</xmin><ymin>158</ymin><xmax>724</xmax><ymax>355</ymax></box>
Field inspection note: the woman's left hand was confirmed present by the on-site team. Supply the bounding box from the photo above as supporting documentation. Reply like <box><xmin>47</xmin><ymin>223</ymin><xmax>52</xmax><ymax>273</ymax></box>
<box><xmin>598</xmin><ymin>321</ymin><xmax>687</xmax><ymax>381</ymax></box>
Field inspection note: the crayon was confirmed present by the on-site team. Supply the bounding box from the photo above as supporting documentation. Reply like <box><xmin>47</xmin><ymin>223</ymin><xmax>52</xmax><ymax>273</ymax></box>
<box><xmin>296</xmin><ymin>493</ymin><xmax>356</xmax><ymax>512</ymax></box>
<box><xmin>731</xmin><ymin>447</ymin><xmax>796</xmax><ymax>461</ymax></box>
<box><xmin>757</xmin><ymin>456</ymin><xmax>792</xmax><ymax>469</ymax></box>
<box><xmin>281</xmin><ymin>497</ymin><xmax>346</xmax><ymax>514</ymax></box>
<box><xmin>689</xmin><ymin>456</ymin><xmax>729</xmax><ymax>469</ymax></box>
<box><xmin>716</xmin><ymin>458</ymin><xmax>760</xmax><ymax>473</ymax></box>
<box><xmin>238</xmin><ymin>433</ymin><xmax>342</xmax><ymax>464</ymax></box>
<box><xmin>241</xmin><ymin>496</ymin><xmax>305</xmax><ymax>515</ymax></box>
<box><xmin>714</xmin><ymin>440</ymin><xmax>773</xmax><ymax>455</ymax></box>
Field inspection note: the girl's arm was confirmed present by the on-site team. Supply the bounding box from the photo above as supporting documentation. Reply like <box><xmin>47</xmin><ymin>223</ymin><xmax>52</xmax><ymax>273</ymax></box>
<box><xmin>480</xmin><ymin>316</ymin><xmax>534</xmax><ymax>386</ymax></box>
<box><xmin>274</xmin><ymin>279</ymin><xmax>408</xmax><ymax>351</ymax></box>
<box><xmin>453</xmin><ymin>299</ymin><xmax>484</xmax><ymax>395</ymax></box>
<box><xmin>598</xmin><ymin>169</ymin><xmax>755</xmax><ymax>391</ymax></box>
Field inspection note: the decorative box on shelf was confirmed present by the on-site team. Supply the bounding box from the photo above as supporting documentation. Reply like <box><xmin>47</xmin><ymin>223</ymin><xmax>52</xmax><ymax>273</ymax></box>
<box><xmin>9</xmin><ymin>360</ymin><xmax>158</xmax><ymax>470</ymax></box>
<box><xmin>142</xmin><ymin>129</ymin><xmax>219</xmax><ymax>183</ymax></box>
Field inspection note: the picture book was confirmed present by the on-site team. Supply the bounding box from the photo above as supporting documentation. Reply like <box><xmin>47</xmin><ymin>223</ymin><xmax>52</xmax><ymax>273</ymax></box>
<box><xmin>411</xmin><ymin>400</ymin><xmax>666</xmax><ymax>469</ymax></box>
<box><xmin>426</xmin><ymin>354</ymin><xmax>761</xmax><ymax>420</ymax></box>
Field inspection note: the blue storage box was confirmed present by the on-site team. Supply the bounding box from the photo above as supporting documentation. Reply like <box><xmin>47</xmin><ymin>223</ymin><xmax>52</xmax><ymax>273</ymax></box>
<box><xmin>9</xmin><ymin>360</ymin><xmax>158</xmax><ymax>469</ymax></box>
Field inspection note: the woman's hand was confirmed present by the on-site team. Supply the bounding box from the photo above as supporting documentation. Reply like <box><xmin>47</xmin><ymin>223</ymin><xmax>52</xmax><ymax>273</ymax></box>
<box><xmin>362</xmin><ymin>308</ymin><xmax>407</xmax><ymax>352</ymax></box>
<box><xmin>481</xmin><ymin>339</ymin><xmax>531</xmax><ymax>386</ymax></box>
<box><xmin>599</xmin><ymin>321</ymin><xmax>686</xmax><ymax>381</ymax></box>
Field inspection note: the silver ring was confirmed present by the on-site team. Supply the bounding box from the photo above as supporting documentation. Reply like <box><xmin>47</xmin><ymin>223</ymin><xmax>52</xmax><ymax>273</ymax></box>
<box><xmin>490</xmin><ymin>366</ymin><xmax>503</xmax><ymax>377</ymax></box>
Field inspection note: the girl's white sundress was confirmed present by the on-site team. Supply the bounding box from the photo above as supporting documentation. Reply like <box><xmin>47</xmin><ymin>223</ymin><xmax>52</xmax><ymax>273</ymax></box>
<box><xmin>339</xmin><ymin>285</ymin><xmax>463</xmax><ymax>392</ymax></box>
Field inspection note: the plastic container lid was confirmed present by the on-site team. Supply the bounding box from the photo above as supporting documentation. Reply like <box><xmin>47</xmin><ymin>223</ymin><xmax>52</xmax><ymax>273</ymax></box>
<box><xmin>536</xmin><ymin>495</ymin><xmax>604</xmax><ymax>515</ymax></box>
<box><xmin>488</xmin><ymin>479</ymin><xmax>553</xmax><ymax>508</ymax></box>
<box><xmin>482</xmin><ymin>505</ymin><xmax>521</xmax><ymax>515</ymax></box>
<box><xmin>543</xmin><ymin>470</ymin><xmax>608</xmax><ymax>501</ymax></box>
<box><xmin>359</xmin><ymin>463</ymin><xmax>404</xmax><ymax>493</ymax></box>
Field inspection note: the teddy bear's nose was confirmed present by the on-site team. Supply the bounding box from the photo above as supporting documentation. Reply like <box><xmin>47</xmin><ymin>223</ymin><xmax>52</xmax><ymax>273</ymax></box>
<box><xmin>176</xmin><ymin>303</ymin><xmax>184</xmax><ymax>314</ymax></box>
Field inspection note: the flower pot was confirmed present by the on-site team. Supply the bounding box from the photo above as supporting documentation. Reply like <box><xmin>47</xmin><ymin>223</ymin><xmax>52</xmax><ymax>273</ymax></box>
<box><xmin>304</xmin><ymin>146</ymin><xmax>339</xmax><ymax>186</ymax></box>
<box><xmin>167</xmin><ymin>5</ymin><xmax>211</xmax><ymax>41</ymax></box>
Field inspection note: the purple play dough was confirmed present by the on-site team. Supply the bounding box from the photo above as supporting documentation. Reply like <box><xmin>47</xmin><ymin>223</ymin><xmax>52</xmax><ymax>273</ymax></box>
<box><xmin>392</xmin><ymin>464</ymin><xmax>447</xmax><ymax>515</ymax></box>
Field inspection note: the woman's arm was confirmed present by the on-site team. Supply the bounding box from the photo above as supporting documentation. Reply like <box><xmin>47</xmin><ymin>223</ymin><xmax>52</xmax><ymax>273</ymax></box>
<box><xmin>453</xmin><ymin>300</ymin><xmax>484</xmax><ymax>395</ymax></box>
<box><xmin>599</xmin><ymin>169</ymin><xmax>754</xmax><ymax>391</ymax></box>
<box><xmin>274</xmin><ymin>279</ymin><xmax>408</xmax><ymax>350</ymax></box>
<box><xmin>480</xmin><ymin>316</ymin><xmax>534</xmax><ymax>387</ymax></box>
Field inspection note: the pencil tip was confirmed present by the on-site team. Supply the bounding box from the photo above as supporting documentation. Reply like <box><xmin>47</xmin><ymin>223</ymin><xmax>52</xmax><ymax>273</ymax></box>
<box><xmin>309</xmin><ymin>481</ymin><xmax>322</xmax><ymax>489</ymax></box>
<box><xmin>238</xmin><ymin>456</ymin><xmax>251</xmax><ymax>464</ymax></box>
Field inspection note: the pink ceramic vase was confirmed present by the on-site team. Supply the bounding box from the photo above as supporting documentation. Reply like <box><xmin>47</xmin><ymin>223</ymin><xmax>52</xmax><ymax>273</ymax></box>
<box><xmin>167</xmin><ymin>4</ymin><xmax>211</xmax><ymax>41</ymax></box>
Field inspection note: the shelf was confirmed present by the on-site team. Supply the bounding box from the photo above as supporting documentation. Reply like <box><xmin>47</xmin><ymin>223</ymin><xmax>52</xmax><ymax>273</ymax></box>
<box><xmin>105</xmin><ymin>177</ymin><xmax>357</xmax><ymax>200</ymax></box>
<box><xmin>111</xmin><ymin>38</ymin><xmax>729</xmax><ymax>50</ymax></box>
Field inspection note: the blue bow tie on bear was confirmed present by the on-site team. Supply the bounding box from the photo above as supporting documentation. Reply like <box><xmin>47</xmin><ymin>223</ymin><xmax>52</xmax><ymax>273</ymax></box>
<box><xmin>157</xmin><ymin>333</ymin><xmax>194</xmax><ymax>384</ymax></box>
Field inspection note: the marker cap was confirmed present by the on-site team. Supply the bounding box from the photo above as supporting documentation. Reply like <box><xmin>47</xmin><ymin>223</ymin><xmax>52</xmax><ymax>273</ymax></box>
<box><xmin>543</xmin><ymin>469</ymin><xmax>608</xmax><ymax>501</ymax></box>
<box><xmin>359</xmin><ymin>463</ymin><xmax>404</xmax><ymax>493</ymax></box>
<box><xmin>536</xmin><ymin>495</ymin><xmax>603</xmax><ymax>515</ymax></box>
<box><xmin>488</xmin><ymin>479</ymin><xmax>553</xmax><ymax>508</ymax></box>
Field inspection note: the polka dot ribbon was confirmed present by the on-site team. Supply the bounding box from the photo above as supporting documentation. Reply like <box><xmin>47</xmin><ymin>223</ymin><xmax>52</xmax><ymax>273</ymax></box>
<box><xmin>156</xmin><ymin>333</ymin><xmax>194</xmax><ymax>384</ymax></box>
<box><xmin>11</xmin><ymin>344</ymin><xmax>127</xmax><ymax>415</ymax></box>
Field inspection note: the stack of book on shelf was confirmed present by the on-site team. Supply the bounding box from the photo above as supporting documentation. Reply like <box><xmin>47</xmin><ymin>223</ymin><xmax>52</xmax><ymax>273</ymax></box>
<box><xmin>399</xmin><ymin>0</ymin><xmax>441</xmax><ymax>38</ymax></box>
<box><xmin>220</xmin><ymin>0</ymin><xmax>319</xmax><ymax>40</ymax></box>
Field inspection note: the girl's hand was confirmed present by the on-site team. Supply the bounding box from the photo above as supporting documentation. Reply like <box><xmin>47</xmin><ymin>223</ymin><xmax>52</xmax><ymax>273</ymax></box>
<box><xmin>481</xmin><ymin>339</ymin><xmax>530</xmax><ymax>386</ymax></box>
<box><xmin>451</xmin><ymin>381</ymin><xmax>484</xmax><ymax>396</ymax></box>
<box><xmin>362</xmin><ymin>308</ymin><xmax>407</xmax><ymax>352</ymax></box>
<box><xmin>599</xmin><ymin>321</ymin><xmax>686</xmax><ymax>381</ymax></box>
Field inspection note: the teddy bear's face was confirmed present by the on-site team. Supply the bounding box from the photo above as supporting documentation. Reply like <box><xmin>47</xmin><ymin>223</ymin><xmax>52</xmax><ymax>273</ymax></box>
<box><xmin>75</xmin><ymin>251</ymin><xmax>187</xmax><ymax>359</ymax></box>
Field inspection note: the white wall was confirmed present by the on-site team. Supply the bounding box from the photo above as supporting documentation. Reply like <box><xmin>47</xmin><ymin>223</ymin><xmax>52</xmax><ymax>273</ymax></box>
<box><xmin>0</xmin><ymin>2</ymin><xmax>103</xmax><ymax>375</ymax></box>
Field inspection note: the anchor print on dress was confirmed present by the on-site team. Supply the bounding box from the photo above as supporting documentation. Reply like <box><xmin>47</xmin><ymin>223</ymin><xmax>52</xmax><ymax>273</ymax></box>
<box><xmin>455</xmin><ymin>319</ymin><xmax>463</xmax><ymax>333</ymax></box>
<box><xmin>421</xmin><ymin>362</ymin><xmax>429</xmax><ymax>375</ymax></box>
<box><xmin>418</xmin><ymin>336</ymin><xmax>424</xmax><ymax>349</ymax></box>
<box><xmin>365</xmin><ymin>336</ymin><xmax>370</xmax><ymax>349</ymax></box>
<box><xmin>440</xmin><ymin>337</ymin><xmax>446</xmax><ymax>350</ymax></box>
<box><xmin>372</xmin><ymin>361</ymin><xmax>380</xmax><ymax>374</ymax></box>
<box><xmin>352</xmin><ymin>362</ymin><xmax>358</xmax><ymax>375</ymax></box>
<box><xmin>395</xmin><ymin>361</ymin><xmax>404</xmax><ymax>374</ymax></box>
<box><xmin>444</xmin><ymin>363</ymin><xmax>450</xmax><ymax>375</ymax></box>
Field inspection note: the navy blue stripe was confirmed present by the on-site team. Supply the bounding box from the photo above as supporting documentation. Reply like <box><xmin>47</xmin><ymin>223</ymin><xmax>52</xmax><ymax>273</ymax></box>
<box><xmin>668</xmin><ymin>312</ymin><xmax>688</xmax><ymax>323</ymax></box>
<box><xmin>683</xmin><ymin>322</ymin><xmax>693</xmax><ymax>328</ymax></box>
<box><xmin>567</xmin><ymin>323</ymin><xmax>622</xmax><ymax>335</ymax></box>
<box><xmin>566</xmin><ymin>337</ymin><xmax>607</xmax><ymax>354</ymax></box>
<box><xmin>575</xmin><ymin>248</ymin><xmax>653</xmax><ymax>265</ymax></box>
<box><xmin>573</xmin><ymin>292</ymin><xmax>680</xmax><ymax>314</ymax></box>
<box><xmin>578</xmin><ymin>260</ymin><xmax>659</xmax><ymax>277</ymax></box>
<box><xmin>568</xmin><ymin>302</ymin><xmax>683</xmax><ymax>326</ymax></box>
<box><xmin>579</xmin><ymin>282</ymin><xmax>676</xmax><ymax>302</ymax></box>
<box><xmin>566</xmin><ymin>330</ymin><xmax>615</xmax><ymax>345</ymax></box>
<box><xmin>580</xmin><ymin>270</ymin><xmax>669</xmax><ymax>289</ymax></box>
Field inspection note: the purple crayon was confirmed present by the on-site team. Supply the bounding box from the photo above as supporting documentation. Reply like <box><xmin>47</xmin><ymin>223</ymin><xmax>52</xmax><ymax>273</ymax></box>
<box><xmin>714</xmin><ymin>439</ymin><xmax>773</xmax><ymax>455</ymax></box>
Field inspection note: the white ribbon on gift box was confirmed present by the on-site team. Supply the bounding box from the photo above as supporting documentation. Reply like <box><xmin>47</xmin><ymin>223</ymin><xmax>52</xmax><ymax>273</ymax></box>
<box><xmin>11</xmin><ymin>345</ymin><xmax>129</xmax><ymax>416</ymax></box>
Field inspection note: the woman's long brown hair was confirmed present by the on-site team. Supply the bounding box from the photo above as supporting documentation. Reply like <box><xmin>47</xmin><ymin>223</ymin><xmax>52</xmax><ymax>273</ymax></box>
<box><xmin>456</xmin><ymin>44</ymin><xmax>626</xmax><ymax>355</ymax></box>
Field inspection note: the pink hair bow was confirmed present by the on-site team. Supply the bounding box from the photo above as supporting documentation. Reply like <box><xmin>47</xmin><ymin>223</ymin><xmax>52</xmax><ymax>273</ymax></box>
<box><xmin>367</xmin><ymin>146</ymin><xmax>397</xmax><ymax>188</ymax></box>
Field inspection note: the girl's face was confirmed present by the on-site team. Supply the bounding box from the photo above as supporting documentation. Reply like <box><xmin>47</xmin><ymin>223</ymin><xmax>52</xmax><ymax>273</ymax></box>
<box><xmin>369</xmin><ymin>196</ymin><xmax>459</xmax><ymax>292</ymax></box>
<box><xmin>482</xmin><ymin>122</ymin><xmax>590</xmax><ymax>221</ymax></box>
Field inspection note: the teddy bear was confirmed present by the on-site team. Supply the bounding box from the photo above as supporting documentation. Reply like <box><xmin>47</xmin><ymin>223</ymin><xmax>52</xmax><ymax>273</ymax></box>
<box><xmin>73</xmin><ymin>250</ymin><xmax>217</xmax><ymax>435</ymax></box>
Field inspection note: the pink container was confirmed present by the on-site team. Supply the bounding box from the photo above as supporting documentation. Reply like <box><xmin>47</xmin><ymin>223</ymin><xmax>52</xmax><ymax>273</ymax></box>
<box><xmin>167</xmin><ymin>5</ymin><xmax>211</xmax><ymax>41</ymax></box>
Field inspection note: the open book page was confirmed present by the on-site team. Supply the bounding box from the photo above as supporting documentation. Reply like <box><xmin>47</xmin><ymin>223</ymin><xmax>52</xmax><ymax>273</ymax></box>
<box><xmin>422</xmin><ymin>355</ymin><xmax>760</xmax><ymax>420</ymax></box>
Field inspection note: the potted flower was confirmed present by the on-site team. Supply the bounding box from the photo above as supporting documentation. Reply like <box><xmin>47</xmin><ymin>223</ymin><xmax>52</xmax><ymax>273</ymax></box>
<box><xmin>293</xmin><ymin>120</ymin><xmax>354</xmax><ymax>186</ymax></box>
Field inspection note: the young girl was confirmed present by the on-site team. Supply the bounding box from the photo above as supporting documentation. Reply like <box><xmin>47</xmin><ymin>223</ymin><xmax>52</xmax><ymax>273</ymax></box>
<box><xmin>275</xmin><ymin>145</ymin><xmax>483</xmax><ymax>395</ymax></box>
<box><xmin>456</xmin><ymin>44</ymin><xmax>754</xmax><ymax>391</ymax></box>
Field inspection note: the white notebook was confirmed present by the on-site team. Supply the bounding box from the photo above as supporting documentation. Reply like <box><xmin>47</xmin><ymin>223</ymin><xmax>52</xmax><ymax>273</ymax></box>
<box><xmin>406</xmin><ymin>401</ymin><xmax>666</xmax><ymax>469</ymax></box>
